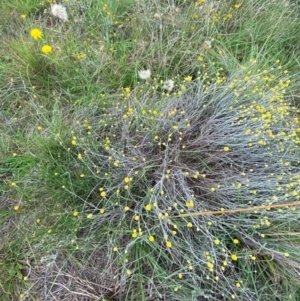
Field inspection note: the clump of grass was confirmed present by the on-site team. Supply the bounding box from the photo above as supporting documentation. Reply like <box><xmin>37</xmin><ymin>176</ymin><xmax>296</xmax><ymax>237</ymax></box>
<box><xmin>33</xmin><ymin>63</ymin><xmax>298</xmax><ymax>300</ymax></box>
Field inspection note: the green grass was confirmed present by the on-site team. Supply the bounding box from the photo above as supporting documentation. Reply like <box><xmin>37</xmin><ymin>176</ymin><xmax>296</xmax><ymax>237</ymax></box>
<box><xmin>1</xmin><ymin>0</ymin><xmax>300</xmax><ymax>300</ymax></box>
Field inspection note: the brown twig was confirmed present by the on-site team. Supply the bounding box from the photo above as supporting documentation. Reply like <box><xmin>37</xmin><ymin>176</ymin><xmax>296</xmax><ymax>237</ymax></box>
<box><xmin>169</xmin><ymin>201</ymin><xmax>300</xmax><ymax>218</ymax></box>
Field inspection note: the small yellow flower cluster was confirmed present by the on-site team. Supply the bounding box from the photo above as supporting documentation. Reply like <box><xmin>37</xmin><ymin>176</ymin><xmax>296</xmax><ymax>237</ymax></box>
<box><xmin>186</xmin><ymin>200</ymin><xmax>194</xmax><ymax>208</ymax></box>
<box><xmin>132</xmin><ymin>228</ymin><xmax>143</xmax><ymax>238</ymax></box>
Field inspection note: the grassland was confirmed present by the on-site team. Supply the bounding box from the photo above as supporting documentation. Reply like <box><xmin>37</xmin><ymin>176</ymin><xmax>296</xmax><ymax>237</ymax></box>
<box><xmin>1</xmin><ymin>0</ymin><xmax>300</xmax><ymax>300</ymax></box>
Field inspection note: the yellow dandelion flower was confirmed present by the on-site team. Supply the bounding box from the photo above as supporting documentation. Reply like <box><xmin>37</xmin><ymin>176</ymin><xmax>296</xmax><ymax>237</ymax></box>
<box><xmin>224</xmin><ymin>146</ymin><xmax>230</xmax><ymax>152</ymax></box>
<box><xmin>126</xmin><ymin>269</ymin><xmax>131</xmax><ymax>275</ymax></box>
<box><xmin>14</xmin><ymin>205</ymin><xmax>19</xmax><ymax>211</ymax></box>
<box><xmin>236</xmin><ymin>282</ymin><xmax>241</xmax><ymax>288</ymax></box>
<box><xmin>87</xmin><ymin>213</ymin><xmax>93</xmax><ymax>219</ymax></box>
<box><xmin>178</xmin><ymin>273</ymin><xmax>183</xmax><ymax>279</ymax></box>
<box><xmin>21</xmin><ymin>14</ymin><xmax>27</xmax><ymax>19</ymax></box>
<box><xmin>100</xmin><ymin>191</ymin><xmax>106</xmax><ymax>197</ymax></box>
<box><xmin>187</xmin><ymin>222</ymin><xmax>193</xmax><ymax>228</ymax></box>
<box><xmin>145</xmin><ymin>204</ymin><xmax>152</xmax><ymax>211</ymax></box>
<box><xmin>41</xmin><ymin>45</ymin><xmax>52</xmax><ymax>54</ymax></box>
<box><xmin>124</xmin><ymin>206</ymin><xmax>130</xmax><ymax>212</ymax></box>
<box><xmin>73</xmin><ymin>211</ymin><xmax>79</xmax><ymax>217</ymax></box>
<box><xmin>134</xmin><ymin>215</ymin><xmax>140</xmax><ymax>221</ymax></box>
<box><xmin>233</xmin><ymin>239</ymin><xmax>239</xmax><ymax>244</ymax></box>
<box><xmin>30</xmin><ymin>28</ymin><xmax>42</xmax><ymax>39</ymax></box>
<box><xmin>113</xmin><ymin>247</ymin><xmax>118</xmax><ymax>252</ymax></box>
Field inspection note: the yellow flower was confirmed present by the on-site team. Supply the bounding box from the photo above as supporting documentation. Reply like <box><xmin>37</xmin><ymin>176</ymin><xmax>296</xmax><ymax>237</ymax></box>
<box><xmin>30</xmin><ymin>28</ymin><xmax>42</xmax><ymax>39</ymax></box>
<box><xmin>14</xmin><ymin>205</ymin><xmax>19</xmax><ymax>211</ymax></box>
<box><xmin>184</xmin><ymin>76</ymin><xmax>192</xmax><ymax>82</ymax></box>
<box><xmin>41</xmin><ymin>45</ymin><xmax>52</xmax><ymax>54</ymax></box>
<box><xmin>148</xmin><ymin>235</ymin><xmax>155</xmax><ymax>242</ymax></box>
<box><xmin>126</xmin><ymin>269</ymin><xmax>131</xmax><ymax>275</ymax></box>
<box><xmin>214</xmin><ymin>238</ymin><xmax>220</xmax><ymax>245</ymax></box>
<box><xmin>20</xmin><ymin>14</ymin><xmax>27</xmax><ymax>19</ymax></box>
<box><xmin>187</xmin><ymin>222</ymin><xmax>193</xmax><ymax>228</ymax></box>
<box><xmin>207</xmin><ymin>262</ymin><xmax>214</xmax><ymax>269</ymax></box>
<box><xmin>125</xmin><ymin>87</ymin><xmax>130</xmax><ymax>93</ymax></box>
<box><xmin>233</xmin><ymin>239</ymin><xmax>239</xmax><ymax>244</ymax></box>
<box><xmin>145</xmin><ymin>204</ymin><xmax>152</xmax><ymax>211</ymax></box>
<box><xmin>100</xmin><ymin>191</ymin><xmax>106</xmax><ymax>197</ymax></box>
<box><xmin>223</xmin><ymin>146</ymin><xmax>230</xmax><ymax>152</ymax></box>
<box><xmin>73</xmin><ymin>211</ymin><xmax>79</xmax><ymax>217</ymax></box>
<box><xmin>231</xmin><ymin>254</ymin><xmax>238</xmax><ymax>261</ymax></box>
<box><xmin>166</xmin><ymin>241</ymin><xmax>172</xmax><ymax>248</ymax></box>
<box><xmin>186</xmin><ymin>200</ymin><xmax>194</xmax><ymax>208</ymax></box>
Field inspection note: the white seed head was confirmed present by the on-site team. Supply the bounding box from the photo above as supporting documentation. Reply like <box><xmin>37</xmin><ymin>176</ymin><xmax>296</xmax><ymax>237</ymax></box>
<box><xmin>163</xmin><ymin>79</ymin><xmax>175</xmax><ymax>92</ymax></box>
<box><xmin>138</xmin><ymin>69</ymin><xmax>151</xmax><ymax>80</ymax></box>
<box><xmin>51</xmin><ymin>4</ymin><xmax>68</xmax><ymax>22</ymax></box>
